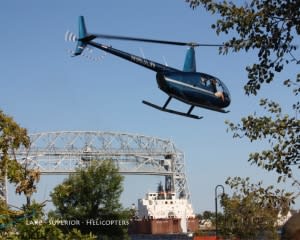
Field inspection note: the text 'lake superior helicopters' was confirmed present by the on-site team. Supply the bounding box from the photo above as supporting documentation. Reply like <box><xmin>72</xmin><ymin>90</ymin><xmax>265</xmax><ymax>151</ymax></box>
<box><xmin>66</xmin><ymin>16</ymin><xmax>231</xmax><ymax>119</ymax></box>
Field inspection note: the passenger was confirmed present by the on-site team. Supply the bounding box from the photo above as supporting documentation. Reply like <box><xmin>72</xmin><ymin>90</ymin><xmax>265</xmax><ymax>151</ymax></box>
<box><xmin>211</xmin><ymin>79</ymin><xmax>225</xmax><ymax>101</ymax></box>
<box><xmin>211</xmin><ymin>79</ymin><xmax>217</xmax><ymax>92</ymax></box>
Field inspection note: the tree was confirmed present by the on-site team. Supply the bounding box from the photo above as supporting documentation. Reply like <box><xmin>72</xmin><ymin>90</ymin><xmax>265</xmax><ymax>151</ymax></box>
<box><xmin>5</xmin><ymin>201</ymin><xmax>97</xmax><ymax>239</ymax></box>
<box><xmin>50</xmin><ymin>160</ymin><xmax>130</xmax><ymax>239</ymax></box>
<box><xmin>0</xmin><ymin>110</ymin><xmax>41</xmax><ymax>237</ymax></box>
<box><xmin>0</xmin><ymin>110</ymin><xmax>40</xmax><ymax>206</ymax></box>
<box><xmin>184</xmin><ymin>2</ymin><xmax>299</xmax><ymax>237</ymax></box>
<box><xmin>219</xmin><ymin>177</ymin><xmax>293</xmax><ymax>239</ymax></box>
<box><xmin>0</xmin><ymin>111</ymin><xmax>94</xmax><ymax>239</ymax></box>
<box><xmin>202</xmin><ymin>210</ymin><xmax>215</xmax><ymax>221</ymax></box>
<box><xmin>226</xmin><ymin>96</ymin><xmax>299</xmax><ymax>184</ymax></box>
<box><xmin>184</xmin><ymin>0</ymin><xmax>300</xmax><ymax>182</ymax></box>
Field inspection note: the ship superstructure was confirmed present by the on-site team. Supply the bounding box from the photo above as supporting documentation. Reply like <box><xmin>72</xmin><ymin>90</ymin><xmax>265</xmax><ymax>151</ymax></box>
<box><xmin>130</xmin><ymin>183</ymin><xmax>198</xmax><ymax>234</ymax></box>
<box><xmin>138</xmin><ymin>188</ymin><xmax>195</xmax><ymax>220</ymax></box>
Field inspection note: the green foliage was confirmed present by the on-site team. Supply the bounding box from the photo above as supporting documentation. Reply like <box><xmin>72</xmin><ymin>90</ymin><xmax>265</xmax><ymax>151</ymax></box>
<box><xmin>0</xmin><ymin>200</ymin><xmax>18</xmax><ymax>238</ymax></box>
<box><xmin>185</xmin><ymin>0</ymin><xmax>300</xmax><ymax>187</ymax></box>
<box><xmin>16</xmin><ymin>223</ymin><xmax>96</xmax><ymax>240</ymax></box>
<box><xmin>0</xmin><ymin>110</ymin><xmax>40</xmax><ymax>206</ymax></box>
<box><xmin>16</xmin><ymin>222</ymin><xmax>64</xmax><ymax>240</ymax></box>
<box><xmin>0</xmin><ymin>110</ymin><xmax>30</xmax><ymax>180</ymax></box>
<box><xmin>50</xmin><ymin>160</ymin><xmax>130</xmax><ymax>238</ymax></box>
<box><xmin>226</xmin><ymin>95</ymin><xmax>300</xmax><ymax>183</ymax></box>
<box><xmin>0</xmin><ymin>111</ymin><xmax>126</xmax><ymax>238</ymax></box>
<box><xmin>202</xmin><ymin>210</ymin><xmax>214</xmax><ymax>221</ymax></box>
<box><xmin>0</xmin><ymin>110</ymin><xmax>30</xmax><ymax>153</ymax></box>
<box><xmin>64</xmin><ymin>229</ymin><xmax>96</xmax><ymax>240</ymax></box>
<box><xmin>219</xmin><ymin>177</ymin><xmax>293</xmax><ymax>239</ymax></box>
<box><xmin>0</xmin><ymin>200</ymin><xmax>96</xmax><ymax>239</ymax></box>
<box><xmin>0</xmin><ymin>112</ymin><xmax>99</xmax><ymax>239</ymax></box>
<box><xmin>0</xmin><ymin>111</ymin><xmax>92</xmax><ymax>239</ymax></box>
<box><xmin>185</xmin><ymin>0</ymin><xmax>300</xmax><ymax>95</ymax></box>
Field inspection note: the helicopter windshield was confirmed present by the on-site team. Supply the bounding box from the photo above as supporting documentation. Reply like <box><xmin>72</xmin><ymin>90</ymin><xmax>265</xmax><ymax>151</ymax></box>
<box><xmin>215</xmin><ymin>78</ymin><xmax>230</xmax><ymax>97</ymax></box>
<box><xmin>221</xmin><ymin>81</ymin><xmax>230</xmax><ymax>98</ymax></box>
<box><xmin>200</xmin><ymin>75</ymin><xmax>231</xmax><ymax>102</ymax></box>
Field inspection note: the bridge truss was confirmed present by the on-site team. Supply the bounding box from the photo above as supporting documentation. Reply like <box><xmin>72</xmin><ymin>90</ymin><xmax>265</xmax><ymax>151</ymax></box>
<box><xmin>4</xmin><ymin>131</ymin><xmax>190</xmax><ymax>202</ymax></box>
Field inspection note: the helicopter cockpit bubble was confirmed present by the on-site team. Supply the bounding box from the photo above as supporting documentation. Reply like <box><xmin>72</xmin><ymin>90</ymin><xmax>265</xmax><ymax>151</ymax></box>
<box><xmin>214</xmin><ymin>78</ymin><xmax>231</xmax><ymax>106</ymax></box>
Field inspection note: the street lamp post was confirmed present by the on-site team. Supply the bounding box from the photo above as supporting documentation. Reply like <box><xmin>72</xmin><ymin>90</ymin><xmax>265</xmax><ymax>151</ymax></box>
<box><xmin>215</xmin><ymin>184</ymin><xmax>225</xmax><ymax>239</ymax></box>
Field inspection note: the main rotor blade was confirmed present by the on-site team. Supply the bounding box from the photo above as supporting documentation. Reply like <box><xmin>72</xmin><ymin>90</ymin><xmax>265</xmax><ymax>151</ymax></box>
<box><xmin>92</xmin><ymin>33</ymin><xmax>222</xmax><ymax>47</ymax></box>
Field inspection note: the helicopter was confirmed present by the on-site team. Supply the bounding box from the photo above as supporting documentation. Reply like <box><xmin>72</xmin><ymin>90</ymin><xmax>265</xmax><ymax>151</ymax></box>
<box><xmin>67</xmin><ymin>16</ymin><xmax>231</xmax><ymax>119</ymax></box>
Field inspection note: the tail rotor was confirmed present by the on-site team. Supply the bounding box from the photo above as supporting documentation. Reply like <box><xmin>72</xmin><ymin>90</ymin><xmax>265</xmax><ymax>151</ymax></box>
<box><xmin>65</xmin><ymin>16</ymin><xmax>106</xmax><ymax>61</ymax></box>
<box><xmin>64</xmin><ymin>30</ymin><xmax>77</xmax><ymax>43</ymax></box>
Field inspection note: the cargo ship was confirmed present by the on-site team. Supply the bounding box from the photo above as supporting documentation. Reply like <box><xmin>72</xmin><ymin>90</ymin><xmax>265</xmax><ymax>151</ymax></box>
<box><xmin>129</xmin><ymin>183</ymin><xmax>198</xmax><ymax>235</ymax></box>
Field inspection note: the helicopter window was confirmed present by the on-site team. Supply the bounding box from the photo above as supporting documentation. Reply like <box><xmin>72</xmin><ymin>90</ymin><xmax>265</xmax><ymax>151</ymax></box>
<box><xmin>200</xmin><ymin>77</ymin><xmax>207</xmax><ymax>86</ymax></box>
<box><xmin>200</xmin><ymin>76</ymin><xmax>228</xmax><ymax>100</ymax></box>
<box><xmin>219</xmin><ymin>80</ymin><xmax>231</xmax><ymax>99</ymax></box>
<box><xmin>203</xmin><ymin>78</ymin><xmax>217</xmax><ymax>92</ymax></box>
<box><xmin>204</xmin><ymin>78</ymin><xmax>211</xmax><ymax>88</ymax></box>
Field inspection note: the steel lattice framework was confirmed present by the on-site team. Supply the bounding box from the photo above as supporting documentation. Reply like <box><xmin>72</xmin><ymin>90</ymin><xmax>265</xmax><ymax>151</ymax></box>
<box><xmin>6</xmin><ymin>131</ymin><xmax>190</xmax><ymax>202</ymax></box>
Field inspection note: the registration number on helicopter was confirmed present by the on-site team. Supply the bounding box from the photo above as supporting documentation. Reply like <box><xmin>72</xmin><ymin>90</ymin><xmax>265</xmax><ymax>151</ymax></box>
<box><xmin>131</xmin><ymin>56</ymin><xmax>156</xmax><ymax>69</ymax></box>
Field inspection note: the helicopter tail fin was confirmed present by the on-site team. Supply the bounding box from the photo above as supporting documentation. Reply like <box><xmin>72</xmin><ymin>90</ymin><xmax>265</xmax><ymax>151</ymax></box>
<box><xmin>73</xmin><ymin>16</ymin><xmax>88</xmax><ymax>56</ymax></box>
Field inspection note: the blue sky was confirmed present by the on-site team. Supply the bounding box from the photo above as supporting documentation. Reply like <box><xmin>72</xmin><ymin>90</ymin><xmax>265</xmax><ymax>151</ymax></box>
<box><xmin>1</xmin><ymin>0</ymin><xmax>299</xmax><ymax>213</ymax></box>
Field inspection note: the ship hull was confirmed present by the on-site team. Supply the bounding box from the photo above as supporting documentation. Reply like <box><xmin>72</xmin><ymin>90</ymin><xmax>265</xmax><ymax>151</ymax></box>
<box><xmin>129</xmin><ymin>218</ymin><xmax>198</xmax><ymax>235</ymax></box>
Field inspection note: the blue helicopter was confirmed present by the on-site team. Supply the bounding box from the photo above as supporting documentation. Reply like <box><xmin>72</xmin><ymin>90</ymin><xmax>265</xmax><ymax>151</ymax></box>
<box><xmin>68</xmin><ymin>16</ymin><xmax>231</xmax><ymax>119</ymax></box>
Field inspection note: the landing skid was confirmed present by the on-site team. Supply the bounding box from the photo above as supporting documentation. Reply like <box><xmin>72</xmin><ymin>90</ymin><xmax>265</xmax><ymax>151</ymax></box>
<box><xmin>142</xmin><ymin>97</ymin><xmax>203</xmax><ymax>120</ymax></box>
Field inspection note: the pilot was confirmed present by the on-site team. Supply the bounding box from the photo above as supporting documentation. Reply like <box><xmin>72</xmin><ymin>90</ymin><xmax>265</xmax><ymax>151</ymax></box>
<box><xmin>211</xmin><ymin>79</ymin><xmax>225</xmax><ymax>101</ymax></box>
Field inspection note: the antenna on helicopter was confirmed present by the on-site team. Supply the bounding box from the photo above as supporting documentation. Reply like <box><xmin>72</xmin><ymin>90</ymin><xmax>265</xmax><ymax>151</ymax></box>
<box><xmin>162</xmin><ymin>56</ymin><xmax>168</xmax><ymax>66</ymax></box>
<box><xmin>139</xmin><ymin>47</ymin><xmax>146</xmax><ymax>58</ymax></box>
